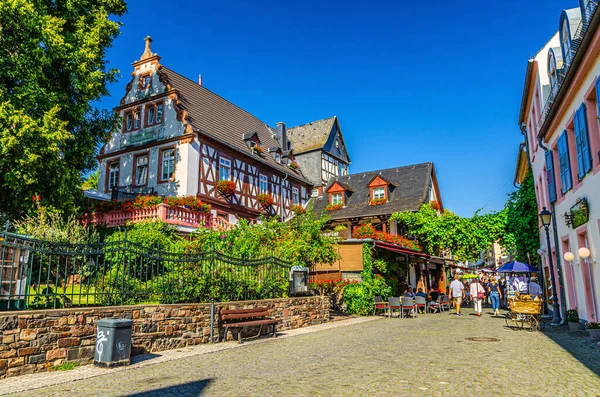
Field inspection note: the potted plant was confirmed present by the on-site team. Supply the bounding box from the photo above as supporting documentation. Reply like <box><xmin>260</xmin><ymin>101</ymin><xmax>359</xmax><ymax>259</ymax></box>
<box><xmin>289</xmin><ymin>161</ymin><xmax>299</xmax><ymax>170</ymax></box>
<box><xmin>567</xmin><ymin>309</ymin><xmax>583</xmax><ymax>331</ymax></box>
<box><xmin>251</xmin><ymin>144</ymin><xmax>264</xmax><ymax>155</ymax></box>
<box><xmin>257</xmin><ymin>193</ymin><xmax>275</xmax><ymax>207</ymax></box>
<box><xmin>586</xmin><ymin>322</ymin><xmax>600</xmax><ymax>339</ymax></box>
<box><xmin>216</xmin><ymin>180</ymin><xmax>236</xmax><ymax>196</ymax></box>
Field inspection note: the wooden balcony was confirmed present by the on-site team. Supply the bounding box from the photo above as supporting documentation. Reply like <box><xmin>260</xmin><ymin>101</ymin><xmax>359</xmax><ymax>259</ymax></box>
<box><xmin>88</xmin><ymin>203</ymin><xmax>232</xmax><ymax>230</ymax></box>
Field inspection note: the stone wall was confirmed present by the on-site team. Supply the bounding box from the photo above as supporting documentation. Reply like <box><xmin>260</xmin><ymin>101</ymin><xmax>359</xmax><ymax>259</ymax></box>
<box><xmin>0</xmin><ymin>296</ymin><xmax>330</xmax><ymax>379</ymax></box>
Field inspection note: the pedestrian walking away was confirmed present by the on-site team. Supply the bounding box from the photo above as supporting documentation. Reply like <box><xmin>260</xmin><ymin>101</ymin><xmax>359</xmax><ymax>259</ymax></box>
<box><xmin>488</xmin><ymin>278</ymin><xmax>502</xmax><ymax>316</ymax></box>
<box><xmin>449</xmin><ymin>274</ymin><xmax>465</xmax><ymax>317</ymax></box>
<box><xmin>470</xmin><ymin>278</ymin><xmax>486</xmax><ymax>317</ymax></box>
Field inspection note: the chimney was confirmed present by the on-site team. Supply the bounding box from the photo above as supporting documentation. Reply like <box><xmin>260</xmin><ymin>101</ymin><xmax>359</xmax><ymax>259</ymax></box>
<box><xmin>276</xmin><ymin>122</ymin><xmax>288</xmax><ymax>151</ymax></box>
<box><xmin>198</xmin><ymin>74</ymin><xmax>202</xmax><ymax>86</ymax></box>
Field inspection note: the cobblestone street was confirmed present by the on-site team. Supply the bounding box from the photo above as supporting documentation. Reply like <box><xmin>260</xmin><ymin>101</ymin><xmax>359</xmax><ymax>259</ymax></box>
<box><xmin>3</xmin><ymin>309</ymin><xmax>600</xmax><ymax>397</ymax></box>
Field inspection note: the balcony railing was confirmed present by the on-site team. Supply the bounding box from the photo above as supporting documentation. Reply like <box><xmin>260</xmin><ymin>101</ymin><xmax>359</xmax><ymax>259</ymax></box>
<box><xmin>538</xmin><ymin>0</ymin><xmax>599</xmax><ymax>129</ymax></box>
<box><xmin>89</xmin><ymin>203</ymin><xmax>215</xmax><ymax>229</ymax></box>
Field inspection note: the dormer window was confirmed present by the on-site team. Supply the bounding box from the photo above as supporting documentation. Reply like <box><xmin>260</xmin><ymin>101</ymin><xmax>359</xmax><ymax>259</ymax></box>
<box><xmin>373</xmin><ymin>187</ymin><xmax>385</xmax><ymax>200</ymax></box>
<box><xmin>561</xmin><ymin>20</ymin><xmax>571</xmax><ymax>62</ymax></box>
<box><xmin>331</xmin><ymin>193</ymin><xmax>343</xmax><ymax>205</ymax></box>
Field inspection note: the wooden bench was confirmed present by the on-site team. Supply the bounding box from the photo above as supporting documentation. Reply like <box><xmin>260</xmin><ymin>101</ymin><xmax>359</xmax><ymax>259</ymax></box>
<box><xmin>220</xmin><ymin>307</ymin><xmax>279</xmax><ymax>343</ymax></box>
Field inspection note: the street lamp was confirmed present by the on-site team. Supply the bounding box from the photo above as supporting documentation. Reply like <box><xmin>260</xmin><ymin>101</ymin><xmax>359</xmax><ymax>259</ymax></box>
<box><xmin>539</xmin><ymin>207</ymin><xmax>561</xmax><ymax>324</ymax></box>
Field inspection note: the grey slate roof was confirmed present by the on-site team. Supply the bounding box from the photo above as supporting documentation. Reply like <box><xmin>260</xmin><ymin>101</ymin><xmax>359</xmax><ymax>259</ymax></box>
<box><xmin>286</xmin><ymin>116</ymin><xmax>336</xmax><ymax>153</ymax></box>
<box><xmin>161</xmin><ymin>67</ymin><xmax>311</xmax><ymax>185</ymax></box>
<box><xmin>312</xmin><ymin>162</ymin><xmax>434</xmax><ymax>220</ymax></box>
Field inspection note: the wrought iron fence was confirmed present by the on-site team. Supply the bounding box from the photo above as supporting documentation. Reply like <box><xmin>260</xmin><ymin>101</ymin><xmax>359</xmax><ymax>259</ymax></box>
<box><xmin>0</xmin><ymin>232</ymin><xmax>292</xmax><ymax>311</ymax></box>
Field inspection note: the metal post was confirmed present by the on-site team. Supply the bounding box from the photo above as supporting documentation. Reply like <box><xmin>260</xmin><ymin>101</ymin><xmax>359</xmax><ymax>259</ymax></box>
<box><xmin>544</xmin><ymin>224</ymin><xmax>562</xmax><ymax>324</ymax></box>
<box><xmin>209</xmin><ymin>299</ymin><xmax>215</xmax><ymax>343</ymax></box>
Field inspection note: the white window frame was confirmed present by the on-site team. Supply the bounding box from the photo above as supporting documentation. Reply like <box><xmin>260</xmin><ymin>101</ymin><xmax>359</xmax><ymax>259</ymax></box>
<box><xmin>373</xmin><ymin>187</ymin><xmax>385</xmax><ymax>200</ymax></box>
<box><xmin>156</xmin><ymin>104</ymin><xmax>163</xmax><ymax>123</ymax></box>
<box><xmin>219</xmin><ymin>158</ymin><xmax>231</xmax><ymax>181</ymax></box>
<box><xmin>311</xmin><ymin>189</ymin><xmax>318</xmax><ymax>198</ymax></box>
<box><xmin>292</xmin><ymin>187</ymin><xmax>299</xmax><ymax>204</ymax></box>
<box><xmin>161</xmin><ymin>149</ymin><xmax>175</xmax><ymax>182</ymax></box>
<box><xmin>134</xmin><ymin>110</ymin><xmax>140</xmax><ymax>129</ymax></box>
<box><xmin>331</xmin><ymin>193</ymin><xmax>343</xmax><ymax>205</ymax></box>
<box><xmin>135</xmin><ymin>155</ymin><xmax>149</xmax><ymax>186</ymax></box>
<box><xmin>259</xmin><ymin>174</ymin><xmax>268</xmax><ymax>194</ymax></box>
<box><xmin>275</xmin><ymin>153</ymin><xmax>281</xmax><ymax>163</ymax></box>
<box><xmin>108</xmin><ymin>162</ymin><xmax>120</xmax><ymax>190</ymax></box>
<box><xmin>147</xmin><ymin>106</ymin><xmax>155</xmax><ymax>125</ymax></box>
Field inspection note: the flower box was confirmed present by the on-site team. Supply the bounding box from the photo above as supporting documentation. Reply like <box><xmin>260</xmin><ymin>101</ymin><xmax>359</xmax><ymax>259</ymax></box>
<box><xmin>369</xmin><ymin>198</ymin><xmax>386</xmax><ymax>206</ymax></box>
<box><xmin>252</xmin><ymin>145</ymin><xmax>264</xmax><ymax>154</ymax></box>
<box><xmin>217</xmin><ymin>180</ymin><xmax>236</xmax><ymax>196</ymax></box>
<box><xmin>325</xmin><ymin>203</ymin><xmax>343</xmax><ymax>211</ymax></box>
<box><xmin>587</xmin><ymin>328</ymin><xmax>600</xmax><ymax>339</ymax></box>
<box><xmin>568</xmin><ymin>321</ymin><xmax>584</xmax><ymax>331</ymax></box>
<box><xmin>351</xmin><ymin>223</ymin><xmax>421</xmax><ymax>251</ymax></box>
<box><xmin>257</xmin><ymin>193</ymin><xmax>275</xmax><ymax>207</ymax></box>
<box><xmin>289</xmin><ymin>161</ymin><xmax>299</xmax><ymax>170</ymax></box>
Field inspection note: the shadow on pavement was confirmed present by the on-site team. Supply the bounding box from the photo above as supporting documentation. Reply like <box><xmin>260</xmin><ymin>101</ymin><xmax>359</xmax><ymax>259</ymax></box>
<box><xmin>130</xmin><ymin>353</ymin><xmax>161</xmax><ymax>364</ymax></box>
<box><xmin>543</xmin><ymin>325</ymin><xmax>600</xmax><ymax>376</ymax></box>
<box><xmin>122</xmin><ymin>379</ymin><xmax>213</xmax><ymax>397</ymax></box>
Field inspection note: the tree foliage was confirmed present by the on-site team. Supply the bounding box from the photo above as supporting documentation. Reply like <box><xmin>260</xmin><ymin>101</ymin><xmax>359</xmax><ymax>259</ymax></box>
<box><xmin>189</xmin><ymin>209</ymin><xmax>341</xmax><ymax>267</ymax></box>
<box><xmin>502</xmin><ymin>170</ymin><xmax>539</xmax><ymax>265</ymax></box>
<box><xmin>391</xmin><ymin>204</ymin><xmax>509</xmax><ymax>262</ymax></box>
<box><xmin>0</xmin><ymin>0</ymin><xmax>126</xmax><ymax>221</ymax></box>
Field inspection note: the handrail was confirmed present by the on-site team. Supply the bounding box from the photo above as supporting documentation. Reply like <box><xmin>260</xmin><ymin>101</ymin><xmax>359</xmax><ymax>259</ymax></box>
<box><xmin>90</xmin><ymin>203</ymin><xmax>213</xmax><ymax>229</ymax></box>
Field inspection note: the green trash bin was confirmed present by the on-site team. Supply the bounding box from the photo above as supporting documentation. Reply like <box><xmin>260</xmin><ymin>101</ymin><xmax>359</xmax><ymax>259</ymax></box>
<box><xmin>94</xmin><ymin>318</ymin><xmax>133</xmax><ymax>368</ymax></box>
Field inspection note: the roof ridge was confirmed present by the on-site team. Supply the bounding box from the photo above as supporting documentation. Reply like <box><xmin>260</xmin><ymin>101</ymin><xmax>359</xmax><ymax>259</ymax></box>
<box><xmin>287</xmin><ymin>116</ymin><xmax>336</xmax><ymax>130</ymax></box>
<box><xmin>162</xmin><ymin>66</ymin><xmax>275</xmax><ymax>131</ymax></box>
<box><xmin>338</xmin><ymin>162</ymin><xmax>433</xmax><ymax>178</ymax></box>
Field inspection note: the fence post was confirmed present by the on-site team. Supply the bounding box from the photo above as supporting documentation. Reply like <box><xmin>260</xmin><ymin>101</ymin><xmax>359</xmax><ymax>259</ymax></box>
<box><xmin>209</xmin><ymin>298</ymin><xmax>215</xmax><ymax>343</ymax></box>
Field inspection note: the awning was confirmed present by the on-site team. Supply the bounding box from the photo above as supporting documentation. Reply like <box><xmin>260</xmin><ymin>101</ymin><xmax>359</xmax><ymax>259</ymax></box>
<box><xmin>84</xmin><ymin>189</ymin><xmax>111</xmax><ymax>201</ymax></box>
<box><xmin>374</xmin><ymin>241</ymin><xmax>430</xmax><ymax>259</ymax></box>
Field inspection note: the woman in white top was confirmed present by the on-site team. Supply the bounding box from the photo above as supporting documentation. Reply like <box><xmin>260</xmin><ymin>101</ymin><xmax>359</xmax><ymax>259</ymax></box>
<box><xmin>470</xmin><ymin>279</ymin><xmax>486</xmax><ymax>317</ymax></box>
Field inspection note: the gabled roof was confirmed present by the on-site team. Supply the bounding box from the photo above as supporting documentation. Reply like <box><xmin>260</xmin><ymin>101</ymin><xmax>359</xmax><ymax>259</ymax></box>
<box><xmin>286</xmin><ymin>116</ymin><xmax>336</xmax><ymax>153</ymax></box>
<box><xmin>325</xmin><ymin>180</ymin><xmax>354</xmax><ymax>193</ymax></box>
<box><xmin>312</xmin><ymin>162</ymin><xmax>435</xmax><ymax>220</ymax></box>
<box><xmin>160</xmin><ymin>67</ymin><xmax>311</xmax><ymax>185</ymax></box>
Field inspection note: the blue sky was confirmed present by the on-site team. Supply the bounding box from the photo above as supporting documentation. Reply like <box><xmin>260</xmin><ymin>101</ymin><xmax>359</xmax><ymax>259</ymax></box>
<box><xmin>98</xmin><ymin>0</ymin><xmax>570</xmax><ymax>217</ymax></box>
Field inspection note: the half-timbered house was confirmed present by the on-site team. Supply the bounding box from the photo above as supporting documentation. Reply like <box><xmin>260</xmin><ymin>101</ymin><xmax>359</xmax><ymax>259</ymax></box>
<box><xmin>96</xmin><ymin>37</ymin><xmax>312</xmax><ymax>227</ymax></box>
<box><xmin>286</xmin><ymin>116</ymin><xmax>351</xmax><ymax>197</ymax></box>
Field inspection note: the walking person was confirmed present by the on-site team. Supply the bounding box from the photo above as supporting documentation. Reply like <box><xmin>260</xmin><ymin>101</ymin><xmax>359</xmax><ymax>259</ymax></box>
<box><xmin>470</xmin><ymin>278</ymin><xmax>486</xmax><ymax>317</ymax></box>
<box><xmin>488</xmin><ymin>278</ymin><xmax>502</xmax><ymax>316</ymax></box>
<box><xmin>449</xmin><ymin>274</ymin><xmax>465</xmax><ymax>317</ymax></box>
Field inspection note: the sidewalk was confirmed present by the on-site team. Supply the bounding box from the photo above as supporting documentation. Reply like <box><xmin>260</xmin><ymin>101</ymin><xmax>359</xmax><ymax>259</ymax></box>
<box><xmin>0</xmin><ymin>316</ymin><xmax>380</xmax><ymax>396</ymax></box>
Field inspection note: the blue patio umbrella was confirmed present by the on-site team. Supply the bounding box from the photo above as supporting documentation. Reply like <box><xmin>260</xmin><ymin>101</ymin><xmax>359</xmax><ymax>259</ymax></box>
<box><xmin>496</xmin><ymin>261</ymin><xmax>539</xmax><ymax>273</ymax></box>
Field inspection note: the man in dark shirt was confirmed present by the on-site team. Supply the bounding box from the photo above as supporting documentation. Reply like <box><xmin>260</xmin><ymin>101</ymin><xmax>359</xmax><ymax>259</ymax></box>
<box><xmin>428</xmin><ymin>287</ymin><xmax>440</xmax><ymax>301</ymax></box>
<box><xmin>415</xmin><ymin>288</ymin><xmax>427</xmax><ymax>299</ymax></box>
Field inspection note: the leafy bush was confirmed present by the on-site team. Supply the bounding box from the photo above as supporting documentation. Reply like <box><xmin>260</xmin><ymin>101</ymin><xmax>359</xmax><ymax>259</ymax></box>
<box><xmin>585</xmin><ymin>322</ymin><xmax>600</xmax><ymax>329</ymax></box>
<box><xmin>15</xmin><ymin>200</ymin><xmax>97</xmax><ymax>244</ymax></box>
<box><xmin>343</xmin><ymin>244</ymin><xmax>392</xmax><ymax>315</ymax></box>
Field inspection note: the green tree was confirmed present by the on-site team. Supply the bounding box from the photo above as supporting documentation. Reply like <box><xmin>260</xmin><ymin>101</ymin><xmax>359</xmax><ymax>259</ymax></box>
<box><xmin>82</xmin><ymin>169</ymin><xmax>100</xmax><ymax>190</ymax></box>
<box><xmin>0</xmin><ymin>0</ymin><xmax>126</xmax><ymax>221</ymax></box>
<box><xmin>391</xmin><ymin>204</ymin><xmax>508</xmax><ymax>262</ymax></box>
<box><xmin>502</xmin><ymin>170</ymin><xmax>538</xmax><ymax>265</ymax></box>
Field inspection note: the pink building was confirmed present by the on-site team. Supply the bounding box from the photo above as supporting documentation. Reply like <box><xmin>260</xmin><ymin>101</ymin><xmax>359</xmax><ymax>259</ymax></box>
<box><xmin>519</xmin><ymin>0</ymin><xmax>600</xmax><ymax>322</ymax></box>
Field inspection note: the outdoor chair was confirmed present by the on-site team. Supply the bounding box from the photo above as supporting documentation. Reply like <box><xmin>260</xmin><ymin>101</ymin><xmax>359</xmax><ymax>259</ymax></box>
<box><xmin>439</xmin><ymin>295</ymin><xmax>450</xmax><ymax>312</ymax></box>
<box><xmin>427</xmin><ymin>297</ymin><xmax>441</xmax><ymax>313</ymax></box>
<box><xmin>415</xmin><ymin>296</ymin><xmax>427</xmax><ymax>314</ymax></box>
<box><xmin>401</xmin><ymin>297</ymin><xmax>416</xmax><ymax>318</ymax></box>
<box><xmin>388</xmin><ymin>297</ymin><xmax>401</xmax><ymax>318</ymax></box>
<box><xmin>373</xmin><ymin>296</ymin><xmax>389</xmax><ymax>316</ymax></box>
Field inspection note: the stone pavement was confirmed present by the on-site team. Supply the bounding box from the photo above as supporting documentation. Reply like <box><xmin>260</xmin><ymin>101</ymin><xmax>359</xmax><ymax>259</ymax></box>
<box><xmin>2</xmin><ymin>308</ymin><xmax>600</xmax><ymax>396</ymax></box>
